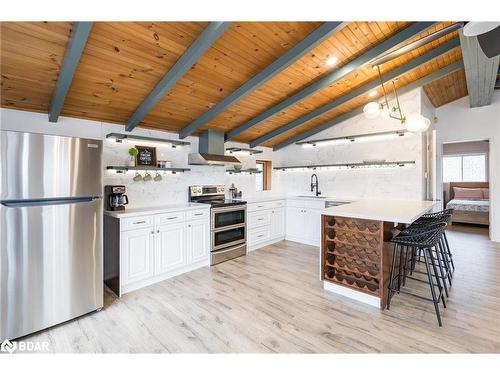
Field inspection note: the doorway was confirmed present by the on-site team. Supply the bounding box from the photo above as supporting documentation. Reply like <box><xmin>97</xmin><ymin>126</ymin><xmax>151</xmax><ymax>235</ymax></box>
<box><xmin>440</xmin><ymin>140</ymin><xmax>490</xmax><ymax>228</ymax></box>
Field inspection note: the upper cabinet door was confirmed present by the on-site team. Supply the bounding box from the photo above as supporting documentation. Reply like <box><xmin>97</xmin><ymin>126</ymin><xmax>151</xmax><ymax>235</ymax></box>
<box><xmin>121</xmin><ymin>227</ymin><xmax>155</xmax><ymax>285</ymax></box>
<box><xmin>155</xmin><ymin>222</ymin><xmax>187</xmax><ymax>275</ymax></box>
<box><xmin>187</xmin><ymin>219</ymin><xmax>210</xmax><ymax>263</ymax></box>
<box><xmin>271</xmin><ymin>207</ymin><xmax>285</xmax><ymax>238</ymax></box>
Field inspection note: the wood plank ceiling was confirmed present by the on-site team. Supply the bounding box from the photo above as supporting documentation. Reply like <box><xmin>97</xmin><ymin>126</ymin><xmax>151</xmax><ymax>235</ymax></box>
<box><xmin>1</xmin><ymin>21</ymin><xmax>469</xmax><ymax>148</ymax></box>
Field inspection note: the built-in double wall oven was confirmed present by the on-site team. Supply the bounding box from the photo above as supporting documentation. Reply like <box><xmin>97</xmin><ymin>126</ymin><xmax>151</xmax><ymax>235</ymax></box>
<box><xmin>211</xmin><ymin>205</ymin><xmax>246</xmax><ymax>251</ymax></box>
<box><xmin>189</xmin><ymin>184</ymin><xmax>247</xmax><ymax>265</ymax></box>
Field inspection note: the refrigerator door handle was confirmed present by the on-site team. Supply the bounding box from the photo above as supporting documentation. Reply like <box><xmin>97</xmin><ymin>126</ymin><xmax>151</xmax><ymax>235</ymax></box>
<box><xmin>1</xmin><ymin>196</ymin><xmax>102</xmax><ymax>208</ymax></box>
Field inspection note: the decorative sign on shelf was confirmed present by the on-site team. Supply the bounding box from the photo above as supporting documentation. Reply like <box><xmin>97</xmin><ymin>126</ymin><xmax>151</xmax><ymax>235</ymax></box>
<box><xmin>135</xmin><ymin>145</ymin><xmax>157</xmax><ymax>167</ymax></box>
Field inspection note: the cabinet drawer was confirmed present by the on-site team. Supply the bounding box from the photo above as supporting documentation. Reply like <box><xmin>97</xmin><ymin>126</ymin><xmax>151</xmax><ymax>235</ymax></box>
<box><xmin>155</xmin><ymin>211</ymin><xmax>186</xmax><ymax>225</ymax></box>
<box><xmin>121</xmin><ymin>216</ymin><xmax>154</xmax><ymax>231</ymax></box>
<box><xmin>272</xmin><ymin>200</ymin><xmax>285</xmax><ymax>208</ymax></box>
<box><xmin>248</xmin><ymin>226</ymin><xmax>271</xmax><ymax>245</ymax></box>
<box><xmin>248</xmin><ymin>210</ymin><xmax>271</xmax><ymax>228</ymax></box>
<box><xmin>248</xmin><ymin>201</ymin><xmax>274</xmax><ymax>212</ymax></box>
<box><xmin>186</xmin><ymin>209</ymin><xmax>209</xmax><ymax>220</ymax></box>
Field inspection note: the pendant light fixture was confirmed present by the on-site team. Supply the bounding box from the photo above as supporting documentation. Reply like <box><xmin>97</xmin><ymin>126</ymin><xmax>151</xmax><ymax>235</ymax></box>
<box><xmin>362</xmin><ymin>65</ymin><xmax>430</xmax><ymax>133</ymax></box>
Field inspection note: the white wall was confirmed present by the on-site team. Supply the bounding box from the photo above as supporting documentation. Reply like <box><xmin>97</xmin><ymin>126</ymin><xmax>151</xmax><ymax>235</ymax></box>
<box><xmin>434</xmin><ymin>91</ymin><xmax>500</xmax><ymax>242</ymax></box>
<box><xmin>273</xmin><ymin>89</ymin><xmax>427</xmax><ymax>200</ymax></box>
<box><xmin>0</xmin><ymin>108</ymin><xmax>280</xmax><ymax>208</ymax></box>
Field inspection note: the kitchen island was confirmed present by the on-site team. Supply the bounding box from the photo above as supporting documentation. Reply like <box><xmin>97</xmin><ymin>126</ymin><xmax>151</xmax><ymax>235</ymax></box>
<box><xmin>321</xmin><ymin>200</ymin><xmax>436</xmax><ymax>308</ymax></box>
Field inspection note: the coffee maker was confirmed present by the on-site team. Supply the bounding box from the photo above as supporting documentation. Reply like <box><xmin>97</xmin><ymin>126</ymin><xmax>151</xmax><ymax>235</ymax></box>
<box><xmin>105</xmin><ymin>185</ymin><xmax>129</xmax><ymax>211</ymax></box>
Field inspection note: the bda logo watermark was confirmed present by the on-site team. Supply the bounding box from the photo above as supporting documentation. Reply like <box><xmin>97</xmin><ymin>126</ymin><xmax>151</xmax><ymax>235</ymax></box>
<box><xmin>1</xmin><ymin>339</ymin><xmax>49</xmax><ymax>353</ymax></box>
<box><xmin>1</xmin><ymin>339</ymin><xmax>16</xmax><ymax>353</ymax></box>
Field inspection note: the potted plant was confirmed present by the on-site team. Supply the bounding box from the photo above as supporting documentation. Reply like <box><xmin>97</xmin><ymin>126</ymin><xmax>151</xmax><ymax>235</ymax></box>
<box><xmin>128</xmin><ymin>147</ymin><xmax>138</xmax><ymax>166</ymax></box>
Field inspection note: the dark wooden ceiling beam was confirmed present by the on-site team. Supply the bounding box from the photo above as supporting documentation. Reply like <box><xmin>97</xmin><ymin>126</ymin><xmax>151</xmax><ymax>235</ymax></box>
<box><xmin>48</xmin><ymin>22</ymin><xmax>93</xmax><ymax>123</ymax></box>
<box><xmin>273</xmin><ymin>60</ymin><xmax>464</xmax><ymax>151</ymax></box>
<box><xmin>225</xmin><ymin>22</ymin><xmax>436</xmax><ymax>141</ymax></box>
<box><xmin>177</xmin><ymin>22</ymin><xmax>346</xmax><ymax>139</ymax></box>
<box><xmin>250</xmin><ymin>38</ymin><xmax>460</xmax><ymax>147</ymax></box>
<box><xmin>125</xmin><ymin>22</ymin><xmax>231</xmax><ymax>132</ymax></box>
<box><xmin>459</xmin><ymin>30</ymin><xmax>500</xmax><ymax>107</ymax></box>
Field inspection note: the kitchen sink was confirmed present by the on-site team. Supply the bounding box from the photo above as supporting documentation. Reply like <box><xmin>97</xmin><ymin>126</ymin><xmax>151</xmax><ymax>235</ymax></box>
<box><xmin>296</xmin><ymin>195</ymin><xmax>328</xmax><ymax>199</ymax></box>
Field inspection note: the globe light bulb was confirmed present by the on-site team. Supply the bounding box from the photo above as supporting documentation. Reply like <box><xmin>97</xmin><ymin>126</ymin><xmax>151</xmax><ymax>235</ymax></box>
<box><xmin>363</xmin><ymin>102</ymin><xmax>381</xmax><ymax>119</ymax></box>
<box><xmin>405</xmin><ymin>114</ymin><xmax>431</xmax><ymax>133</ymax></box>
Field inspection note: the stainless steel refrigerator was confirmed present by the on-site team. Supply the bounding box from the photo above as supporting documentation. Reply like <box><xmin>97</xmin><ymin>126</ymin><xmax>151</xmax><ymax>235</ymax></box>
<box><xmin>0</xmin><ymin>130</ymin><xmax>103</xmax><ymax>341</ymax></box>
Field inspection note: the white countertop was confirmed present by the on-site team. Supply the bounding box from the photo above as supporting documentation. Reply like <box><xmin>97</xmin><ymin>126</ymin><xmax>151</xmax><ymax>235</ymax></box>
<box><xmin>104</xmin><ymin>202</ymin><xmax>209</xmax><ymax>218</ymax></box>
<box><xmin>237</xmin><ymin>195</ymin><xmax>355</xmax><ymax>204</ymax></box>
<box><xmin>322</xmin><ymin>199</ymin><xmax>437</xmax><ymax>224</ymax></box>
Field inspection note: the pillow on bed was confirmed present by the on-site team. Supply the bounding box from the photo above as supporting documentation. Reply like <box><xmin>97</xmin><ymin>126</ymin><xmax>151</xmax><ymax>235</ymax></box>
<box><xmin>453</xmin><ymin>187</ymin><xmax>484</xmax><ymax>199</ymax></box>
<box><xmin>482</xmin><ymin>188</ymin><xmax>490</xmax><ymax>199</ymax></box>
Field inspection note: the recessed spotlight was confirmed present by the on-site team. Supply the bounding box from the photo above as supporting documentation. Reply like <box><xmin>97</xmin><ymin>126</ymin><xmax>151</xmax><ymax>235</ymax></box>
<box><xmin>369</xmin><ymin>90</ymin><xmax>377</xmax><ymax>97</ymax></box>
<box><xmin>326</xmin><ymin>56</ymin><xmax>338</xmax><ymax>66</ymax></box>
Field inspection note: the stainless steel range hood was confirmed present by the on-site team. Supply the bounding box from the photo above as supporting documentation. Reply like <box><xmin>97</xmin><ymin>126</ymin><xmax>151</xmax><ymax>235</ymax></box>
<box><xmin>188</xmin><ymin>130</ymin><xmax>242</xmax><ymax>166</ymax></box>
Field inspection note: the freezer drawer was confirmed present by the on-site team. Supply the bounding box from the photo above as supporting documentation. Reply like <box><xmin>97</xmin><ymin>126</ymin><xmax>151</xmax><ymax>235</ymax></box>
<box><xmin>0</xmin><ymin>198</ymin><xmax>103</xmax><ymax>340</ymax></box>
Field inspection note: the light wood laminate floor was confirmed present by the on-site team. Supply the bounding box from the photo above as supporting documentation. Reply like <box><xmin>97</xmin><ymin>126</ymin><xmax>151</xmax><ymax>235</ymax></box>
<box><xmin>25</xmin><ymin>225</ymin><xmax>500</xmax><ymax>353</ymax></box>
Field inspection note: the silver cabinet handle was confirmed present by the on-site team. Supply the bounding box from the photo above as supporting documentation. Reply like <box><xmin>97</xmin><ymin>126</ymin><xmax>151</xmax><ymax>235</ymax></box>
<box><xmin>257</xmin><ymin>234</ymin><xmax>264</xmax><ymax>238</ymax></box>
<box><xmin>150</xmin><ymin>231</ymin><xmax>154</xmax><ymax>234</ymax></box>
<box><xmin>167</xmin><ymin>216</ymin><xmax>178</xmax><ymax>220</ymax></box>
<box><xmin>257</xmin><ymin>205</ymin><xmax>264</xmax><ymax>208</ymax></box>
<box><xmin>194</xmin><ymin>213</ymin><xmax>203</xmax><ymax>216</ymax></box>
<box><xmin>134</xmin><ymin>220</ymin><xmax>147</xmax><ymax>224</ymax></box>
<box><xmin>156</xmin><ymin>229</ymin><xmax>160</xmax><ymax>233</ymax></box>
<box><xmin>257</xmin><ymin>218</ymin><xmax>264</xmax><ymax>221</ymax></box>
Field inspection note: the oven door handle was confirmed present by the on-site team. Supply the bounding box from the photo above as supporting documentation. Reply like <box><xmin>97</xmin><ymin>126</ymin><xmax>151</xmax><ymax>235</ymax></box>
<box><xmin>211</xmin><ymin>205</ymin><xmax>247</xmax><ymax>214</ymax></box>
<box><xmin>212</xmin><ymin>223</ymin><xmax>246</xmax><ymax>232</ymax></box>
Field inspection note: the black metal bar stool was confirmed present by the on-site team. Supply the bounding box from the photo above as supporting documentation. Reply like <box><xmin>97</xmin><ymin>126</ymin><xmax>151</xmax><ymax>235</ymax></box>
<box><xmin>386</xmin><ymin>222</ymin><xmax>448</xmax><ymax>326</ymax></box>
<box><xmin>412</xmin><ymin>209</ymin><xmax>455</xmax><ymax>274</ymax></box>
<box><xmin>403</xmin><ymin>215</ymin><xmax>453</xmax><ymax>298</ymax></box>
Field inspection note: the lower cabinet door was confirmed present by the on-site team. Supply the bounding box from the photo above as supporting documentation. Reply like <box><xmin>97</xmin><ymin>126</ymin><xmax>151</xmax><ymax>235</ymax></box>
<box><xmin>187</xmin><ymin>219</ymin><xmax>209</xmax><ymax>263</ymax></box>
<box><xmin>155</xmin><ymin>222</ymin><xmax>187</xmax><ymax>274</ymax></box>
<box><xmin>121</xmin><ymin>227</ymin><xmax>155</xmax><ymax>285</ymax></box>
<box><xmin>271</xmin><ymin>207</ymin><xmax>285</xmax><ymax>238</ymax></box>
<box><xmin>304</xmin><ymin>209</ymin><xmax>321</xmax><ymax>245</ymax></box>
<box><xmin>286</xmin><ymin>206</ymin><xmax>304</xmax><ymax>238</ymax></box>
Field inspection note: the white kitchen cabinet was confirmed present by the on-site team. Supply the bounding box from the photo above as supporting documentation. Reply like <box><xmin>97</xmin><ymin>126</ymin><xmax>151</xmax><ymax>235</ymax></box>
<box><xmin>285</xmin><ymin>201</ymin><xmax>322</xmax><ymax>246</ymax></box>
<box><xmin>271</xmin><ymin>207</ymin><xmax>285</xmax><ymax>238</ymax></box>
<box><xmin>187</xmin><ymin>219</ymin><xmax>210</xmax><ymax>263</ymax></box>
<box><xmin>286</xmin><ymin>207</ymin><xmax>303</xmax><ymax>238</ymax></box>
<box><xmin>104</xmin><ymin>207</ymin><xmax>210</xmax><ymax>297</ymax></box>
<box><xmin>155</xmin><ymin>222</ymin><xmax>186</xmax><ymax>275</ymax></box>
<box><xmin>121</xmin><ymin>227</ymin><xmax>155</xmax><ymax>286</ymax></box>
<box><xmin>247</xmin><ymin>200</ymin><xmax>286</xmax><ymax>251</ymax></box>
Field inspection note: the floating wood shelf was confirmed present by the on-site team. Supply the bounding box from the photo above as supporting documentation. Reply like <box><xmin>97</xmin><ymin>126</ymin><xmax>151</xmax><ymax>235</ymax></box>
<box><xmin>274</xmin><ymin>160</ymin><xmax>415</xmax><ymax>171</ymax></box>
<box><xmin>226</xmin><ymin>168</ymin><xmax>262</xmax><ymax>174</ymax></box>
<box><xmin>106</xmin><ymin>133</ymin><xmax>190</xmax><ymax>147</ymax></box>
<box><xmin>226</xmin><ymin>147</ymin><xmax>263</xmax><ymax>155</ymax></box>
<box><xmin>295</xmin><ymin>129</ymin><xmax>408</xmax><ymax>146</ymax></box>
<box><xmin>106</xmin><ymin>166</ymin><xmax>190</xmax><ymax>173</ymax></box>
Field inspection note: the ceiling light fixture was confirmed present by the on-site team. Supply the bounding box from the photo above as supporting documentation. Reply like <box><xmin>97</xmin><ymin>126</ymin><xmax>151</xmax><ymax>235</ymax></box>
<box><xmin>362</xmin><ymin>66</ymin><xmax>430</xmax><ymax>133</ymax></box>
<box><xmin>369</xmin><ymin>90</ymin><xmax>377</xmax><ymax>97</ymax></box>
<box><xmin>326</xmin><ymin>56</ymin><xmax>338</xmax><ymax>66</ymax></box>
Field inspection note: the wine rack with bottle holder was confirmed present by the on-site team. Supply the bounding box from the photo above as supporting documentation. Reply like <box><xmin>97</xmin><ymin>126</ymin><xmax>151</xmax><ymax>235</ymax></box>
<box><xmin>322</xmin><ymin>215</ymin><xmax>396</xmax><ymax>309</ymax></box>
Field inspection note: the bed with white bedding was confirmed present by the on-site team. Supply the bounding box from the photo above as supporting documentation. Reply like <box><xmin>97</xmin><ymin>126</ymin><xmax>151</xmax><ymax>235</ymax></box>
<box><xmin>444</xmin><ymin>182</ymin><xmax>490</xmax><ymax>226</ymax></box>
<box><xmin>446</xmin><ymin>199</ymin><xmax>490</xmax><ymax>213</ymax></box>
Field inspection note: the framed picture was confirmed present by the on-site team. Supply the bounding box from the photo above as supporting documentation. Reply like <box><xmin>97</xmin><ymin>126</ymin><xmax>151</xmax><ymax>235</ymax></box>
<box><xmin>135</xmin><ymin>145</ymin><xmax>157</xmax><ymax>167</ymax></box>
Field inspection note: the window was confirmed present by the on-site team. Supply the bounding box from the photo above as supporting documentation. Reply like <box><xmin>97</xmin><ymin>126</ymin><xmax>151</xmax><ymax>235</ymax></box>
<box><xmin>255</xmin><ymin>160</ymin><xmax>271</xmax><ymax>191</ymax></box>
<box><xmin>442</xmin><ymin>154</ymin><xmax>487</xmax><ymax>182</ymax></box>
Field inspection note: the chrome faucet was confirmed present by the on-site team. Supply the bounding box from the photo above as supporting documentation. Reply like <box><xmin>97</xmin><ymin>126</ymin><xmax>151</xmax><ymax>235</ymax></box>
<box><xmin>310</xmin><ymin>174</ymin><xmax>321</xmax><ymax>197</ymax></box>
